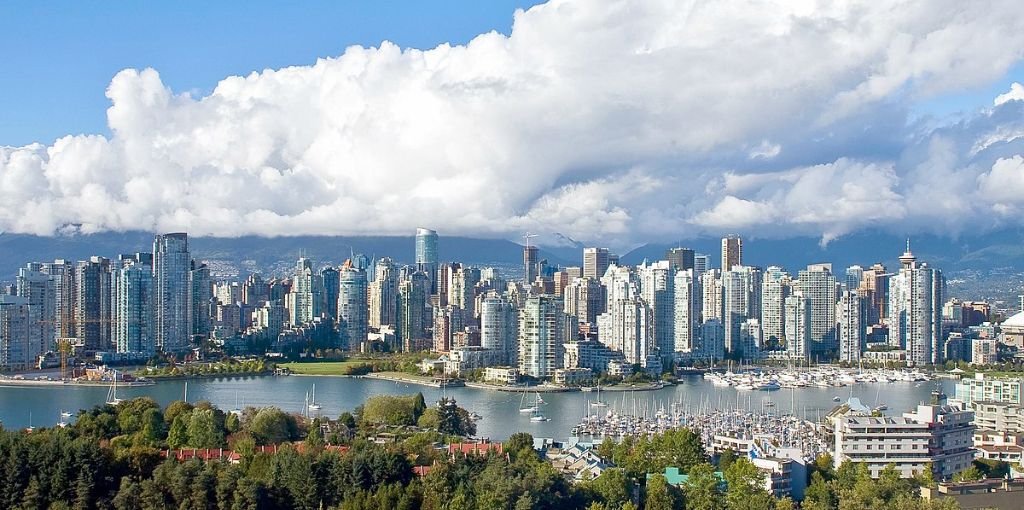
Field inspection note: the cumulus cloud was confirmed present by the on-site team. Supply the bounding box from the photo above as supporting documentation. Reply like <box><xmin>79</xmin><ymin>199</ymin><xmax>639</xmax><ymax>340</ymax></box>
<box><xmin>2</xmin><ymin>0</ymin><xmax>1024</xmax><ymax>246</ymax></box>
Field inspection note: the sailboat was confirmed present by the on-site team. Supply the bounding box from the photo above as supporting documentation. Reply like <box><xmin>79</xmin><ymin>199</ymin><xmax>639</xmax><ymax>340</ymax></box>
<box><xmin>590</xmin><ymin>385</ymin><xmax>608</xmax><ymax>408</ymax></box>
<box><xmin>308</xmin><ymin>384</ymin><xmax>322</xmax><ymax>411</ymax></box>
<box><xmin>106</xmin><ymin>372</ymin><xmax>122</xmax><ymax>405</ymax></box>
<box><xmin>25</xmin><ymin>413</ymin><xmax>35</xmax><ymax>433</ymax></box>
<box><xmin>527</xmin><ymin>393</ymin><xmax>547</xmax><ymax>421</ymax></box>
<box><xmin>519</xmin><ymin>387</ymin><xmax>538</xmax><ymax>413</ymax></box>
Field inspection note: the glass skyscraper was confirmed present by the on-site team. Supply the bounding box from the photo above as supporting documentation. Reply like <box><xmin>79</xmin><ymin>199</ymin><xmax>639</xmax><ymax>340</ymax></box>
<box><xmin>153</xmin><ymin>233</ymin><xmax>192</xmax><ymax>353</ymax></box>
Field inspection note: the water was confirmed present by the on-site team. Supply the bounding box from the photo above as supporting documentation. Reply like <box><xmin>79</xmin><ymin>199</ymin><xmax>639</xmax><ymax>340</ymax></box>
<box><xmin>0</xmin><ymin>375</ymin><xmax>956</xmax><ymax>440</ymax></box>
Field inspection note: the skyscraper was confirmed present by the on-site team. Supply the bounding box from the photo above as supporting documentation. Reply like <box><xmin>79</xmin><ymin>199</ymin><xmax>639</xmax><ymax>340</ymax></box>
<box><xmin>415</xmin><ymin>228</ymin><xmax>439</xmax><ymax>293</ymax></box>
<box><xmin>837</xmin><ymin>290</ymin><xmax>866</xmax><ymax>362</ymax></box>
<box><xmin>859</xmin><ymin>263</ymin><xmax>890</xmax><ymax>326</ymax></box>
<box><xmin>480</xmin><ymin>292</ymin><xmax>518</xmax><ymax>363</ymax></box>
<box><xmin>75</xmin><ymin>257</ymin><xmax>112</xmax><ymax>351</ymax></box>
<box><xmin>700</xmin><ymin>269</ymin><xmax>722</xmax><ymax>322</ymax></box>
<box><xmin>42</xmin><ymin>260</ymin><xmax>75</xmax><ymax>342</ymax></box>
<box><xmin>17</xmin><ymin>265</ymin><xmax>54</xmax><ymax>359</ymax></box>
<box><xmin>721</xmin><ymin>235</ymin><xmax>742</xmax><ymax>271</ymax></box>
<box><xmin>639</xmin><ymin>260</ymin><xmax>674</xmax><ymax>358</ymax></box>
<box><xmin>518</xmin><ymin>295</ymin><xmax>565</xmax><ymax>378</ymax></box>
<box><xmin>722</xmin><ymin>265</ymin><xmax>761</xmax><ymax>354</ymax></box>
<box><xmin>338</xmin><ymin>261</ymin><xmax>368</xmax><ymax>350</ymax></box>
<box><xmin>288</xmin><ymin>257</ymin><xmax>322</xmax><ymax>326</ymax></box>
<box><xmin>797</xmin><ymin>263</ymin><xmax>838</xmax><ymax>357</ymax></box>
<box><xmin>760</xmin><ymin>266</ymin><xmax>791</xmax><ymax>349</ymax></box>
<box><xmin>583</xmin><ymin>247</ymin><xmax>610</xmax><ymax>279</ymax></box>
<box><xmin>191</xmin><ymin>261</ymin><xmax>211</xmax><ymax>341</ymax></box>
<box><xmin>563</xmin><ymin>277</ymin><xmax>605</xmax><ymax>325</ymax></box>
<box><xmin>369</xmin><ymin>257</ymin><xmax>398</xmax><ymax>328</ymax></box>
<box><xmin>0</xmin><ymin>295</ymin><xmax>31</xmax><ymax>370</ymax></box>
<box><xmin>888</xmin><ymin>244</ymin><xmax>944</xmax><ymax>365</ymax></box>
<box><xmin>693</xmin><ymin>254</ymin><xmax>711</xmax><ymax>274</ymax></box>
<box><xmin>666</xmin><ymin>247</ymin><xmax>695</xmax><ymax>272</ymax></box>
<box><xmin>398</xmin><ymin>271</ymin><xmax>430</xmax><ymax>351</ymax></box>
<box><xmin>524</xmin><ymin>245</ymin><xmax>539</xmax><ymax>284</ymax></box>
<box><xmin>784</xmin><ymin>293</ymin><xmax>811</xmax><ymax>360</ymax></box>
<box><xmin>320</xmin><ymin>266</ymin><xmax>340</xmax><ymax>320</ymax></box>
<box><xmin>673</xmin><ymin>269</ymin><xmax>701</xmax><ymax>353</ymax></box>
<box><xmin>154</xmin><ymin>233</ymin><xmax>192</xmax><ymax>353</ymax></box>
<box><xmin>113</xmin><ymin>255</ymin><xmax>154</xmax><ymax>353</ymax></box>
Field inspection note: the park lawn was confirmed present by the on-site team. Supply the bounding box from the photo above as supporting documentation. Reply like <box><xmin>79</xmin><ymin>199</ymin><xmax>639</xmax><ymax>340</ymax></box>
<box><xmin>279</xmin><ymin>361</ymin><xmax>370</xmax><ymax>376</ymax></box>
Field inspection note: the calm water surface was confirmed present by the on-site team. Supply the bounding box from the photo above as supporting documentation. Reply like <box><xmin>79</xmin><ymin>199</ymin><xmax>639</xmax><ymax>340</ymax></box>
<box><xmin>0</xmin><ymin>375</ymin><xmax>956</xmax><ymax>440</ymax></box>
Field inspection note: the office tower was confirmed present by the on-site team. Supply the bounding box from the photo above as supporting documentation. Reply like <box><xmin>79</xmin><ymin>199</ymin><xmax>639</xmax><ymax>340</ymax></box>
<box><xmin>524</xmin><ymin>245</ymin><xmax>539</xmax><ymax>284</ymax></box>
<box><xmin>563</xmin><ymin>277</ymin><xmax>605</xmax><ymax>325</ymax></box>
<box><xmin>583</xmin><ymin>247</ymin><xmax>610</xmax><ymax>279</ymax></box>
<box><xmin>397</xmin><ymin>271</ymin><xmax>430</xmax><ymax>350</ymax></box>
<box><xmin>517</xmin><ymin>295</ymin><xmax>565</xmax><ymax>378</ymax></box>
<box><xmin>694</xmin><ymin>254</ymin><xmax>710</xmax><ymax>274</ymax></box>
<box><xmin>480</xmin><ymin>293</ymin><xmax>518</xmax><ymax>363</ymax></box>
<box><xmin>700</xmin><ymin>269</ymin><xmax>723</xmax><ymax>322</ymax></box>
<box><xmin>320</xmin><ymin>267</ymin><xmax>340</xmax><ymax>320</ymax></box>
<box><xmin>191</xmin><ymin>261</ymin><xmax>211</xmax><ymax>341</ymax></box>
<box><xmin>17</xmin><ymin>265</ymin><xmax>54</xmax><ymax>359</ymax></box>
<box><xmin>784</xmin><ymin>294</ymin><xmax>811</xmax><ymax>359</ymax></box>
<box><xmin>288</xmin><ymin>257</ymin><xmax>323</xmax><ymax>326</ymax></box>
<box><xmin>673</xmin><ymin>269</ymin><xmax>701</xmax><ymax>352</ymax></box>
<box><xmin>722</xmin><ymin>266</ymin><xmax>761</xmax><ymax>354</ymax></box>
<box><xmin>242</xmin><ymin>273</ymin><xmax>269</xmax><ymax>306</ymax></box>
<box><xmin>837</xmin><ymin>290</ymin><xmax>866</xmax><ymax>362</ymax></box>
<box><xmin>639</xmin><ymin>260</ymin><xmax>674</xmax><ymax>358</ymax></box>
<box><xmin>859</xmin><ymin>263</ymin><xmax>890</xmax><ymax>326</ymax></box>
<box><xmin>845</xmin><ymin>265</ymin><xmax>864</xmax><ymax>292</ymax></box>
<box><xmin>369</xmin><ymin>257</ymin><xmax>399</xmax><ymax>328</ymax></box>
<box><xmin>75</xmin><ymin>257</ymin><xmax>112</xmax><ymax>351</ymax></box>
<box><xmin>337</xmin><ymin>261</ymin><xmax>368</xmax><ymax>350</ymax></box>
<box><xmin>42</xmin><ymin>260</ymin><xmax>75</xmax><ymax>342</ymax></box>
<box><xmin>153</xmin><ymin>233</ymin><xmax>192</xmax><ymax>353</ymax></box>
<box><xmin>113</xmin><ymin>255</ymin><xmax>154</xmax><ymax>353</ymax></box>
<box><xmin>721</xmin><ymin>235</ymin><xmax>742</xmax><ymax>271</ymax></box>
<box><xmin>888</xmin><ymin>244</ymin><xmax>944</xmax><ymax>365</ymax></box>
<box><xmin>552</xmin><ymin>271</ymin><xmax>570</xmax><ymax>297</ymax></box>
<box><xmin>351</xmin><ymin>253</ymin><xmax>371</xmax><ymax>272</ymax></box>
<box><xmin>666</xmin><ymin>247</ymin><xmax>695</xmax><ymax>272</ymax></box>
<box><xmin>797</xmin><ymin>263</ymin><xmax>838</xmax><ymax>357</ymax></box>
<box><xmin>0</xmin><ymin>295</ymin><xmax>31</xmax><ymax>370</ymax></box>
<box><xmin>415</xmin><ymin>228</ymin><xmax>439</xmax><ymax>293</ymax></box>
<box><xmin>760</xmin><ymin>266</ymin><xmax>791</xmax><ymax>349</ymax></box>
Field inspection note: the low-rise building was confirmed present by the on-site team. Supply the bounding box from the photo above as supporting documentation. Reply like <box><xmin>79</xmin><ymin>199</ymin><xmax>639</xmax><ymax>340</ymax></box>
<box><xmin>563</xmin><ymin>339</ymin><xmax>625</xmax><ymax>373</ymax></box>
<box><xmin>553</xmin><ymin>367</ymin><xmax>593</xmax><ymax>386</ymax></box>
<box><xmin>973</xmin><ymin>430</ymin><xmax>1024</xmax><ymax>463</ymax></box>
<box><xmin>483</xmin><ymin>366</ymin><xmax>519</xmax><ymax>385</ymax></box>
<box><xmin>862</xmin><ymin>349</ymin><xmax>908</xmax><ymax>364</ymax></box>
<box><xmin>971</xmin><ymin>338</ymin><xmax>998</xmax><ymax>365</ymax></box>
<box><xmin>444</xmin><ymin>346</ymin><xmax>505</xmax><ymax>376</ymax></box>
<box><xmin>832</xmin><ymin>403</ymin><xmax>975</xmax><ymax>479</ymax></box>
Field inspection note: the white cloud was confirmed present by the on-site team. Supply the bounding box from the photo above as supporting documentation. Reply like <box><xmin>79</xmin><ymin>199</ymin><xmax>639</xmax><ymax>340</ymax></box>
<box><xmin>1</xmin><ymin>0</ymin><xmax>1024</xmax><ymax>245</ymax></box>
<box><xmin>995</xmin><ymin>82</ymin><xmax>1024</xmax><ymax>106</ymax></box>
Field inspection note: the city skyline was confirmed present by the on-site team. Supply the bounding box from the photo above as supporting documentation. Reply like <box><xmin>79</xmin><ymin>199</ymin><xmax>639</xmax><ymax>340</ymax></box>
<box><xmin>1</xmin><ymin>1</ymin><xmax>1024</xmax><ymax>245</ymax></box>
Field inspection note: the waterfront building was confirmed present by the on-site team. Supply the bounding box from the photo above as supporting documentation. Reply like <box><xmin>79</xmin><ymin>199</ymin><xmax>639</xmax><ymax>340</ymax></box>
<box><xmin>953</xmin><ymin>373</ymin><xmax>1024</xmax><ymax>406</ymax></box>
<box><xmin>563</xmin><ymin>339</ymin><xmax>626</xmax><ymax>373</ymax></box>
<box><xmin>722</xmin><ymin>265</ymin><xmax>761</xmax><ymax>354</ymax></box>
<box><xmin>112</xmin><ymin>255</ymin><xmax>154</xmax><ymax>353</ymax></box>
<box><xmin>638</xmin><ymin>260</ymin><xmax>674</xmax><ymax>359</ymax></box>
<box><xmin>666</xmin><ymin>247</ymin><xmax>695</xmax><ymax>272</ymax></box>
<box><xmin>444</xmin><ymin>346</ymin><xmax>505</xmax><ymax>376</ymax></box>
<box><xmin>320</xmin><ymin>266</ymin><xmax>340</xmax><ymax>320</ymax></box>
<box><xmin>699</xmin><ymin>319</ymin><xmax>725</xmax><ymax>360</ymax></box>
<box><xmin>832</xmin><ymin>403</ymin><xmax>974</xmax><ymax>479</ymax></box>
<box><xmin>599</xmin><ymin>296</ymin><xmax>654</xmax><ymax>367</ymax></box>
<box><xmin>397</xmin><ymin>271</ymin><xmax>430</xmax><ymax>351</ymax></box>
<box><xmin>721</xmin><ymin>234</ymin><xmax>742</xmax><ymax>271</ymax></box>
<box><xmin>480</xmin><ymin>292</ymin><xmax>518</xmax><ymax>363</ymax></box>
<box><xmin>518</xmin><ymin>295</ymin><xmax>565</xmax><ymax>379</ymax></box>
<box><xmin>583</xmin><ymin>247</ymin><xmax>610</xmax><ymax>279</ymax></box>
<box><xmin>700</xmin><ymin>269</ymin><xmax>722</xmax><ymax>322</ymax></box>
<box><xmin>338</xmin><ymin>261</ymin><xmax>368</xmax><ymax>350</ymax></box>
<box><xmin>153</xmin><ymin>233</ymin><xmax>192</xmax><ymax>353</ymax></box>
<box><xmin>369</xmin><ymin>257</ymin><xmax>399</xmax><ymax>329</ymax></box>
<box><xmin>16</xmin><ymin>265</ymin><xmax>55</xmax><ymax>359</ymax></box>
<box><xmin>483</xmin><ymin>366</ymin><xmax>519</xmax><ymax>384</ymax></box>
<box><xmin>797</xmin><ymin>264</ymin><xmax>837</xmax><ymax>357</ymax></box>
<box><xmin>191</xmin><ymin>261</ymin><xmax>211</xmax><ymax>342</ymax></box>
<box><xmin>75</xmin><ymin>257</ymin><xmax>112</xmax><ymax>351</ymax></box>
<box><xmin>888</xmin><ymin>244</ymin><xmax>944</xmax><ymax>365</ymax></box>
<box><xmin>784</xmin><ymin>294</ymin><xmax>811</xmax><ymax>360</ymax></box>
<box><xmin>553</xmin><ymin>367</ymin><xmax>593</xmax><ymax>386</ymax></box>
<box><xmin>837</xmin><ymin>290</ymin><xmax>866</xmax><ymax>363</ymax></box>
<box><xmin>673</xmin><ymin>269</ymin><xmax>701</xmax><ymax>353</ymax></box>
<box><xmin>415</xmin><ymin>228</ymin><xmax>439</xmax><ymax>294</ymax></box>
<box><xmin>972</xmin><ymin>338</ymin><xmax>998</xmax><ymax>365</ymax></box>
<box><xmin>738</xmin><ymin>318</ymin><xmax>762</xmax><ymax>359</ymax></box>
<box><xmin>0</xmin><ymin>295</ymin><xmax>31</xmax><ymax>370</ymax></box>
<box><xmin>760</xmin><ymin>266</ymin><xmax>790</xmax><ymax>349</ymax></box>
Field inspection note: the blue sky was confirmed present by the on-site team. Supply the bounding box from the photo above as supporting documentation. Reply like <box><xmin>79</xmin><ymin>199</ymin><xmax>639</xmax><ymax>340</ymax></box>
<box><xmin>0</xmin><ymin>1</ymin><xmax>545</xmax><ymax>146</ymax></box>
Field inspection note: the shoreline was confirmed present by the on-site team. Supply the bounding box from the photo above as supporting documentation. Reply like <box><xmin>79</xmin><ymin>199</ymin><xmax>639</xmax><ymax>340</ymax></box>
<box><xmin>0</xmin><ymin>379</ymin><xmax>155</xmax><ymax>388</ymax></box>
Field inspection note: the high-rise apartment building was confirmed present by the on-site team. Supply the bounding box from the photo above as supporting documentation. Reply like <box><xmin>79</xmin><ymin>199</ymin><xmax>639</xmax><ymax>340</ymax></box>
<box><xmin>518</xmin><ymin>295</ymin><xmax>565</xmax><ymax>378</ymax></box>
<box><xmin>320</xmin><ymin>267</ymin><xmax>340</xmax><ymax>320</ymax></box>
<box><xmin>721</xmin><ymin>235</ymin><xmax>742</xmax><ymax>271</ymax></box>
<box><xmin>75</xmin><ymin>257</ymin><xmax>112</xmax><ymax>351</ymax></box>
<box><xmin>338</xmin><ymin>261</ymin><xmax>368</xmax><ymax>350</ymax></box>
<box><xmin>673</xmin><ymin>269</ymin><xmax>701</xmax><ymax>353</ymax></box>
<box><xmin>480</xmin><ymin>292</ymin><xmax>518</xmax><ymax>363</ymax></box>
<box><xmin>888</xmin><ymin>245</ymin><xmax>944</xmax><ymax>365</ymax></box>
<box><xmin>639</xmin><ymin>261</ymin><xmax>674</xmax><ymax>358</ymax></box>
<box><xmin>598</xmin><ymin>297</ymin><xmax>653</xmax><ymax>366</ymax></box>
<box><xmin>524</xmin><ymin>245</ymin><xmax>539</xmax><ymax>284</ymax></box>
<box><xmin>113</xmin><ymin>254</ymin><xmax>154</xmax><ymax>353</ymax></box>
<box><xmin>694</xmin><ymin>254</ymin><xmax>711</xmax><ymax>275</ymax></box>
<box><xmin>153</xmin><ymin>233</ymin><xmax>192</xmax><ymax>353</ymax></box>
<box><xmin>797</xmin><ymin>264</ymin><xmax>838</xmax><ymax>357</ymax></box>
<box><xmin>17</xmin><ymin>265</ymin><xmax>55</xmax><ymax>359</ymax></box>
<box><xmin>288</xmin><ymin>257</ymin><xmax>323</xmax><ymax>326</ymax></box>
<box><xmin>42</xmin><ymin>260</ymin><xmax>75</xmax><ymax>342</ymax></box>
<box><xmin>563</xmin><ymin>277</ymin><xmax>605</xmax><ymax>325</ymax></box>
<box><xmin>837</xmin><ymin>290</ymin><xmax>866</xmax><ymax>362</ymax></box>
<box><xmin>191</xmin><ymin>261</ymin><xmax>211</xmax><ymax>341</ymax></box>
<box><xmin>700</xmin><ymin>269</ymin><xmax>722</xmax><ymax>322</ymax></box>
<box><xmin>397</xmin><ymin>271</ymin><xmax>430</xmax><ymax>350</ymax></box>
<box><xmin>583</xmin><ymin>247</ymin><xmax>610</xmax><ymax>279</ymax></box>
<box><xmin>722</xmin><ymin>266</ymin><xmax>761</xmax><ymax>354</ymax></box>
<box><xmin>0</xmin><ymin>295</ymin><xmax>31</xmax><ymax>370</ymax></box>
<box><xmin>415</xmin><ymin>228</ymin><xmax>439</xmax><ymax>293</ymax></box>
<box><xmin>369</xmin><ymin>257</ymin><xmax>398</xmax><ymax>328</ymax></box>
<box><xmin>784</xmin><ymin>293</ymin><xmax>811</xmax><ymax>359</ymax></box>
<box><xmin>760</xmin><ymin>266</ymin><xmax>790</xmax><ymax>349</ymax></box>
<box><xmin>859</xmin><ymin>263</ymin><xmax>890</xmax><ymax>326</ymax></box>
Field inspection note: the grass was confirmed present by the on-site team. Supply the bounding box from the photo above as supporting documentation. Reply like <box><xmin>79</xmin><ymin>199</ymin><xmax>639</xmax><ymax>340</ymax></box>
<box><xmin>279</xmin><ymin>361</ymin><xmax>370</xmax><ymax>376</ymax></box>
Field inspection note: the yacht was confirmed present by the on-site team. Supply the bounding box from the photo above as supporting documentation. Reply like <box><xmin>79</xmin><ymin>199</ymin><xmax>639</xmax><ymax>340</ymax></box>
<box><xmin>530</xmin><ymin>410</ymin><xmax>549</xmax><ymax>422</ymax></box>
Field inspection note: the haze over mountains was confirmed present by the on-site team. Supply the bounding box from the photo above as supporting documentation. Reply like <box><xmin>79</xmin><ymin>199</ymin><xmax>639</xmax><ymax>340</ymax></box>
<box><xmin>0</xmin><ymin>229</ymin><xmax>1022</xmax><ymax>282</ymax></box>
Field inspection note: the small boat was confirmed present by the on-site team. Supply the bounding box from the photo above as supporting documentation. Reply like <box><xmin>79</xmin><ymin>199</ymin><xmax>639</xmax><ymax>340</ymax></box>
<box><xmin>535</xmin><ymin>393</ymin><xmax>546</xmax><ymax>405</ymax></box>
<box><xmin>308</xmin><ymin>384</ymin><xmax>322</xmax><ymax>411</ymax></box>
<box><xmin>873</xmin><ymin>404</ymin><xmax>888</xmax><ymax>412</ymax></box>
<box><xmin>469</xmin><ymin>412</ymin><xmax>483</xmax><ymax>421</ymax></box>
<box><xmin>590</xmin><ymin>386</ymin><xmax>608</xmax><ymax>407</ymax></box>
<box><xmin>832</xmin><ymin>396</ymin><xmax>841</xmax><ymax>402</ymax></box>
<box><xmin>530</xmin><ymin>410</ymin><xmax>549</xmax><ymax>422</ymax></box>
<box><xmin>519</xmin><ymin>388</ymin><xmax>538</xmax><ymax>413</ymax></box>
<box><xmin>106</xmin><ymin>372</ymin><xmax>123</xmax><ymax>405</ymax></box>
<box><xmin>763</xmin><ymin>400</ymin><xmax>776</xmax><ymax>407</ymax></box>
<box><xmin>60</xmin><ymin>410</ymin><xmax>72</xmax><ymax>419</ymax></box>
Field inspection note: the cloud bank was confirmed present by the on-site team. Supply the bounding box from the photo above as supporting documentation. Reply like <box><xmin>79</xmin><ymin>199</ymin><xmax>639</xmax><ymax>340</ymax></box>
<box><xmin>2</xmin><ymin>0</ymin><xmax>1024</xmax><ymax>246</ymax></box>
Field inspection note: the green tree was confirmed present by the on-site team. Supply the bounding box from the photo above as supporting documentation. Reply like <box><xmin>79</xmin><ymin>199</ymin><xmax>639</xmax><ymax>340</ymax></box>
<box><xmin>952</xmin><ymin>465</ymin><xmax>984</xmax><ymax>483</ymax></box>
<box><xmin>723</xmin><ymin>458</ymin><xmax>774</xmax><ymax>510</ymax></box>
<box><xmin>186</xmin><ymin>408</ymin><xmax>224</xmax><ymax>448</ymax></box>
<box><xmin>683</xmin><ymin>463</ymin><xmax>722</xmax><ymax>510</ymax></box>
<box><xmin>247</xmin><ymin>407</ymin><xmax>298</xmax><ymax>445</ymax></box>
<box><xmin>645</xmin><ymin>473</ymin><xmax>682</xmax><ymax>510</ymax></box>
<box><xmin>505</xmin><ymin>432</ymin><xmax>535</xmax><ymax>461</ymax></box>
<box><xmin>586</xmin><ymin>468</ymin><xmax>631</xmax><ymax>509</ymax></box>
<box><xmin>717</xmin><ymin>448</ymin><xmax>737</xmax><ymax>472</ymax></box>
<box><xmin>167</xmin><ymin>414</ymin><xmax>189</xmax><ymax>449</ymax></box>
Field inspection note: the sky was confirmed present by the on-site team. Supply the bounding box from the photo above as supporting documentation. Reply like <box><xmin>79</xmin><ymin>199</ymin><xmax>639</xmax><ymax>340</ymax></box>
<box><xmin>2</xmin><ymin>0</ymin><xmax>1024</xmax><ymax>248</ymax></box>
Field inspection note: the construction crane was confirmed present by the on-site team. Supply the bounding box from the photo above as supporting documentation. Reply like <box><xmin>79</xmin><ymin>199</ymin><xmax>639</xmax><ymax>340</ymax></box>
<box><xmin>39</xmin><ymin>317</ymin><xmax>124</xmax><ymax>380</ymax></box>
<box><xmin>523</xmin><ymin>232</ymin><xmax>538</xmax><ymax>248</ymax></box>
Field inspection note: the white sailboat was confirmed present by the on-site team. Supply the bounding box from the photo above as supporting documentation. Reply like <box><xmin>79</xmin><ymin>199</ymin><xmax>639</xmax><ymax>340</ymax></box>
<box><xmin>590</xmin><ymin>385</ymin><xmax>608</xmax><ymax>407</ymax></box>
<box><xmin>106</xmin><ymin>372</ymin><xmax>122</xmax><ymax>405</ymax></box>
<box><xmin>527</xmin><ymin>393</ymin><xmax>547</xmax><ymax>421</ymax></box>
<box><xmin>519</xmin><ymin>387</ymin><xmax>538</xmax><ymax>413</ymax></box>
<box><xmin>308</xmin><ymin>384</ymin><xmax>322</xmax><ymax>411</ymax></box>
